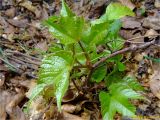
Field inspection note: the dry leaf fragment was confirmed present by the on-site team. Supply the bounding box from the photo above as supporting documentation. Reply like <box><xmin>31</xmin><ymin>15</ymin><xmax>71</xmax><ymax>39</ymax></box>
<box><xmin>19</xmin><ymin>1</ymin><xmax>41</xmax><ymax>18</ymax></box>
<box><xmin>7</xmin><ymin>19</ymin><xmax>28</xmax><ymax>28</ymax></box>
<box><xmin>0</xmin><ymin>73</ymin><xmax>5</xmax><ymax>87</ymax></box>
<box><xmin>145</xmin><ymin>29</ymin><xmax>158</xmax><ymax>39</ymax></box>
<box><xmin>61</xmin><ymin>104</ymin><xmax>77</xmax><ymax>113</ymax></box>
<box><xmin>118</xmin><ymin>0</ymin><xmax>135</xmax><ymax>10</ymax></box>
<box><xmin>143</xmin><ymin>14</ymin><xmax>160</xmax><ymax>30</ymax></box>
<box><xmin>0</xmin><ymin>91</ymin><xmax>12</xmax><ymax>120</ymax></box>
<box><xmin>5</xmin><ymin>7</ymin><xmax>16</xmax><ymax>18</ymax></box>
<box><xmin>121</xmin><ymin>17</ymin><xmax>141</xmax><ymax>29</ymax></box>
<box><xmin>35</xmin><ymin>41</ymin><xmax>48</xmax><ymax>52</ymax></box>
<box><xmin>149</xmin><ymin>63</ymin><xmax>160</xmax><ymax>99</ymax></box>
<box><xmin>63</xmin><ymin>112</ymin><xmax>84</xmax><ymax>120</ymax></box>
<box><xmin>155</xmin><ymin>0</ymin><xmax>160</xmax><ymax>8</ymax></box>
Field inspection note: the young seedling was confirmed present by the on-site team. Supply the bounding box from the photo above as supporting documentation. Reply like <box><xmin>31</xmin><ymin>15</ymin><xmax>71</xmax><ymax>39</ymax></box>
<box><xmin>29</xmin><ymin>1</ymin><xmax>144</xmax><ymax>119</ymax></box>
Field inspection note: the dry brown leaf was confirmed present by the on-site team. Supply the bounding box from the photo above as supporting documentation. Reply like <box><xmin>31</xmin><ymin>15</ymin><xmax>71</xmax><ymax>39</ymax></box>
<box><xmin>5</xmin><ymin>7</ymin><xmax>16</xmax><ymax>18</ymax></box>
<box><xmin>35</xmin><ymin>41</ymin><xmax>48</xmax><ymax>52</ymax></box>
<box><xmin>0</xmin><ymin>91</ymin><xmax>12</xmax><ymax>120</ymax></box>
<box><xmin>4</xmin><ymin>24</ymin><xmax>16</xmax><ymax>34</ymax></box>
<box><xmin>19</xmin><ymin>1</ymin><xmax>41</xmax><ymax>18</ymax></box>
<box><xmin>118</xmin><ymin>0</ymin><xmax>135</xmax><ymax>10</ymax></box>
<box><xmin>41</xmin><ymin>8</ymin><xmax>49</xmax><ymax>20</ymax></box>
<box><xmin>0</xmin><ymin>16</ymin><xmax>8</xmax><ymax>28</ymax></box>
<box><xmin>145</xmin><ymin>29</ymin><xmax>158</xmax><ymax>39</ymax></box>
<box><xmin>62</xmin><ymin>89</ymin><xmax>79</xmax><ymax>103</ymax></box>
<box><xmin>155</xmin><ymin>0</ymin><xmax>160</xmax><ymax>8</ymax></box>
<box><xmin>121</xmin><ymin>17</ymin><xmax>141</xmax><ymax>29</ymax></box>
<box><xmin>7</xmin><ymin>19</ymin><xmax>28</xmax><ymax>28</ymax></box>
<box><xmin>120</xmin><ymin>29</ymin><xmax>144</xmax><ymax>42</ymax></box>
<box><xmin>143</xmin><ymin>11</ymin><xmax>160</xmax><ymax>30</ymax></box>
<box><xmin>62</xmin><ymin>112</ymin><xmax>84</xmax><ymax>120</ymax></box>
<box><xmin>149</xmin><ymin>63</ymin><xmax>160</xmax><ymax>99</ymax></box>
<box><xmin>0</xmin><ymin>73</ymin><xmax>5</xmax><ymax>87</ymax></box>
<box><xmin>9</xmin><ymin>106</ymin><xmax>26</xmax><ymax>120</ymax></box>
<box><xmin>61</xmin><ymin>104</ymin><xmax>77</xmax><ymax>113</ymax></box>
<box><xmin>6</xmin><ymin>92</ymin><xmax>25</xmax><ymax>120</ymax></box>
<box><xmin>25</xmin><ymin>80</ymin><xmax>37</xmax><ymax>98</ymax></box>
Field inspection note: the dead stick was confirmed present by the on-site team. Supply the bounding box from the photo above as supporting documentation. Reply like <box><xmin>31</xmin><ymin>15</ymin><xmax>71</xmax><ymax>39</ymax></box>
<box><xmin>85</xmin><ymin>40</ymin><xmax>155</xmax><ymax>86</ymax></box>
<box><xmin>93</xmin><ymin>40</ymin><xmax>155</xmax><ymax>68</ymax></box>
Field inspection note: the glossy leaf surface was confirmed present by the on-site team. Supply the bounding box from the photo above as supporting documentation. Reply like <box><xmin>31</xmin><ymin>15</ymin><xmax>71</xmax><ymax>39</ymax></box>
<box><xmin>38</xmin><ymin>51</ymin><xmax>73</xmax><ymax>110</ymax></box>
<box><xmin>99</xmin><ymin>83</ymin><xmax>142</xmax><ymax>120</ymax></box>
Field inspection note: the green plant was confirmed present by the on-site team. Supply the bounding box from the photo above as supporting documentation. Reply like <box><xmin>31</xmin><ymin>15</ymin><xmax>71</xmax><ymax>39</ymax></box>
<box><xmin>29</xmin><ymin>1</ymin><xmax>144</xmax><ymax>119</ymax></box>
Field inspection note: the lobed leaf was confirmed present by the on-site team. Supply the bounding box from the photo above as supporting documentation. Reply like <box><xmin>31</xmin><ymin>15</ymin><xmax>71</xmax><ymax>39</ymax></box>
<box><xmin>61</xmin><ymin>0</ymin><xmax>75</xmax><ymax>17</ymax></box>
<box><xmin>28</xmin><ymin>83</ymin><xmax>46</xmax><ymax>102</ymax></box>
<box><xmin>99</xmin><ymin>82</ymin><xmax>142</xmax><ymax>120</ymax></box>
<box><xmin>38</xmin><ymin>51</ymin><xmax>73</xmax><ymax>111</ymax></box>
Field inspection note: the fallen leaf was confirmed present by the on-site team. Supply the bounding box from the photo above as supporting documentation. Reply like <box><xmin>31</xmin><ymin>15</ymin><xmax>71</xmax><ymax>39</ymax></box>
<box><xmin>0</xmin><ymin>73</ymin><xmax>5</xmax><ymax>87</ymax></box>
<box><xmin>7</xmin><ymin>19</ymin><xmax>28</xmax><ymax>28</ymax></box>
<box><xmin>155</xmin><ymin>0</ymin><xmax>160</xmax><ymax>8</ymax></box>
<box><xmin>19</xmin><ymin>1</ymin><xmax>41</xmax><ymax>18</ymax></box>
<box><xmin>120</xmin><ymin>29</ymin><xmax>144</xmax><ymax>42</ymax></box>
<box><xmin>118</xmin><ymin>0</ymin><xmax>135</xmax><ymax>10</ymax></box>
<box><xmin>5</xmin><ymin>7</ymin><xmax>16</xmax><ymax>18</ymax></box>
<box><xmin>62</xmin><ymin>89</ymin><xmax>79</xmax><ymax>103</ymax></box>
<box><xmin>41</xmin><ymin>7</ymin><xmax>49</xmax><ymax>20</ymax></box>
<box><xmin>35</xmin><ymin>41</ymin><xmax>48</xmax><ymax>52</ymax></box>
<box><xmin>149</xmin><ymin>63</ymin><xmax>160</xmax><ymax>99</ymax></box>
<box><xmin>0</xmin><ymin>91</ymin><xmax>12</xmax><ymax>120</ymax></box>
<box><xmin>63</xmin><ymin>112</ymin><xmax>84</xmax><ymax>120</ymax></box>
<box><xmin>143</xmin><ymin>11</ymin><xmax>160</xmax><ymax>30</ymax></box>
<box><xmin>121</xmin><ymin>17</ymin><xmax>141</xmax><ymax>29</ymax></box>
<box><xmin>61</xmin><ymin>104</ymin><xmax>77</xmax><ymax>113</ymax></box>
<box><xmin>145</xmin><ymin>29</ymin><xmax>158</xmax><ymax>39</ymax></box>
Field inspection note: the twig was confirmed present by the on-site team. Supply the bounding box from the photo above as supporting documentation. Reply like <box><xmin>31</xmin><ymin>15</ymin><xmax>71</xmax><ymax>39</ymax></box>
<box><xmin>127</xmin><ymin>34</ymin><xmax>160</xmax><ymax>41</ymax></box>
<box><xmin>85</xmin><ymin>40</ymin><xmax>155</xmax><ymax>86</ymax></box>
<box><xmin>78</xmin><ymin>41</ymin><xmax>92</xmax><ymax>67</ymax></box>
<box><xmin>0</xmin><ymin>57</ymin><xmax>18</xmax><ymax>70</ymax></box>
<box><xmin>93</xmin><ymin>40</ymin><xmax>155</xmax><ymax>68</ymax></box>
<box><xmin>5</xmin><ymin>50</ymin><xmax>41</xmax><ymax>61</ymax></box>
<box><xmin>71</xmin><ymin>79</ymin><xmax>81</xmax><ymax>92</ymax></box>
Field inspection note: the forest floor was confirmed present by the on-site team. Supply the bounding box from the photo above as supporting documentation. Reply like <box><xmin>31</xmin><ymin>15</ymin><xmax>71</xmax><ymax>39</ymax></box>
<box><xmin>0</xmin><ymin>0</ymin><xmax>160</xmax><ymax>120</ymax></box>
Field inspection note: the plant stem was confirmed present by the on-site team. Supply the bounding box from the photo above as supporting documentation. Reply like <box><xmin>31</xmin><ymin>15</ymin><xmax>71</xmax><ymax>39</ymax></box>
<box><xmin>78</xmin><ymin>41</ymin><xmax>92</xmax><ymax>68</ymax></box>
<box><xmin>85</xmin><ymin>40</ymin><xmax>156</xmax><ymax>86</ymax></box>
<box><xmin>93</xmin><ymin>40</ymin><xmax>155</xmax><ymax>68</ymax></box>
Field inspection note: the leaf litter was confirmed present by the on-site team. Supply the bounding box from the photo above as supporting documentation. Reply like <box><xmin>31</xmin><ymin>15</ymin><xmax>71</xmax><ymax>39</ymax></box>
<box><xmin>0</xmin><ymin>0</ymin><xmax>160</xmax><ymax>120</ymax></box>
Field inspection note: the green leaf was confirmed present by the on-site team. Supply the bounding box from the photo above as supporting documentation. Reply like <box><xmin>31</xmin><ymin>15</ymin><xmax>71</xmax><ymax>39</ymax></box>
<box><xmin>105</xmin><ymin>70</ymin><xmax>143</xmax><ymax>91</ymax></box>
<box><xmin>99</xmin><ymin>91</ymin><xmax>115</xmax><ymax>120</ymax></box>
<box><xmin>61</xmin><ymin>0</ymin><xmax>75</xmax><ymax>17</ymax></box>
<box><xmin>105</xmin><ymin>20</ymin><xmax>124</xmax><ymax>51</ymax></box>
<box><xmin>91</xmin><ymin>66</ymin><xmax>106</xmax><ymax>82</ymax></box>
<box><xmin>105</xmin><ymin>70</ymin><xmax>124</xmax><ymax>86</ymax></box>
<box><xmin>38</xmin><ymin>51</ymin><xmax>73</xmax><ymax>111</ymax></box>
<box><xmin>82</xmin><ymin>22</ymin><xmax>110</xmax><ymax>48</ymax></box>
<box><xmin>28</xmin><ymin>83</ymin><xmax>46</xmax><ymax>102</ymax></box>
<box><xmin>91</xmin><ymin>14</ymin><xmax>108</xmax><ymax>25</ymax></box>
<box><xmin>91</xmin><ymin>3</ymin><xmax>134</xmax><ymax>25</ymax></box>
<box><xmin>106</xmin><ymin>3</ymin><xmax>135</xmax><ymax>20</ymax></box>
<box><xmin>122</xmin><ymin>76</ymin><xmax>144</xmax><ymax>91</ymax></box>
<box><xmin>44</xmin><ymin>16</ymin><xmax>85</xmax><ymax>45</ymax></box>
<box><xmin>109</xmin><ymin>83</ymin><xmax>142</xmax><ymax>99</ymax></box>
<box><xmin>27</xmin><ymin>83</ymin><xmax>46</xmax><ymax>110</ymax></box>
<box><xmin>99</xmin><ymin>82</ymin><xmax>142</xmax><ymax>120</ymax></box>
<box><xmin>44</xmin><ymin>18</ymin><xmax>75</xmax><ymax>45</ymax></box>
<box><xmin>117</xmin><ymin>62</ymin><xmax>126</xmax><ymax>71</ymax></box>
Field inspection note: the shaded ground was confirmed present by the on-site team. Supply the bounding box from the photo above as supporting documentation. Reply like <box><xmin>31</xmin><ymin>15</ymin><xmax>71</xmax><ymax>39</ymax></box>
<box><xmin>0</xmin><ymin>0</ymin><xmax>160</xmax><ymax>120</ymax></box>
